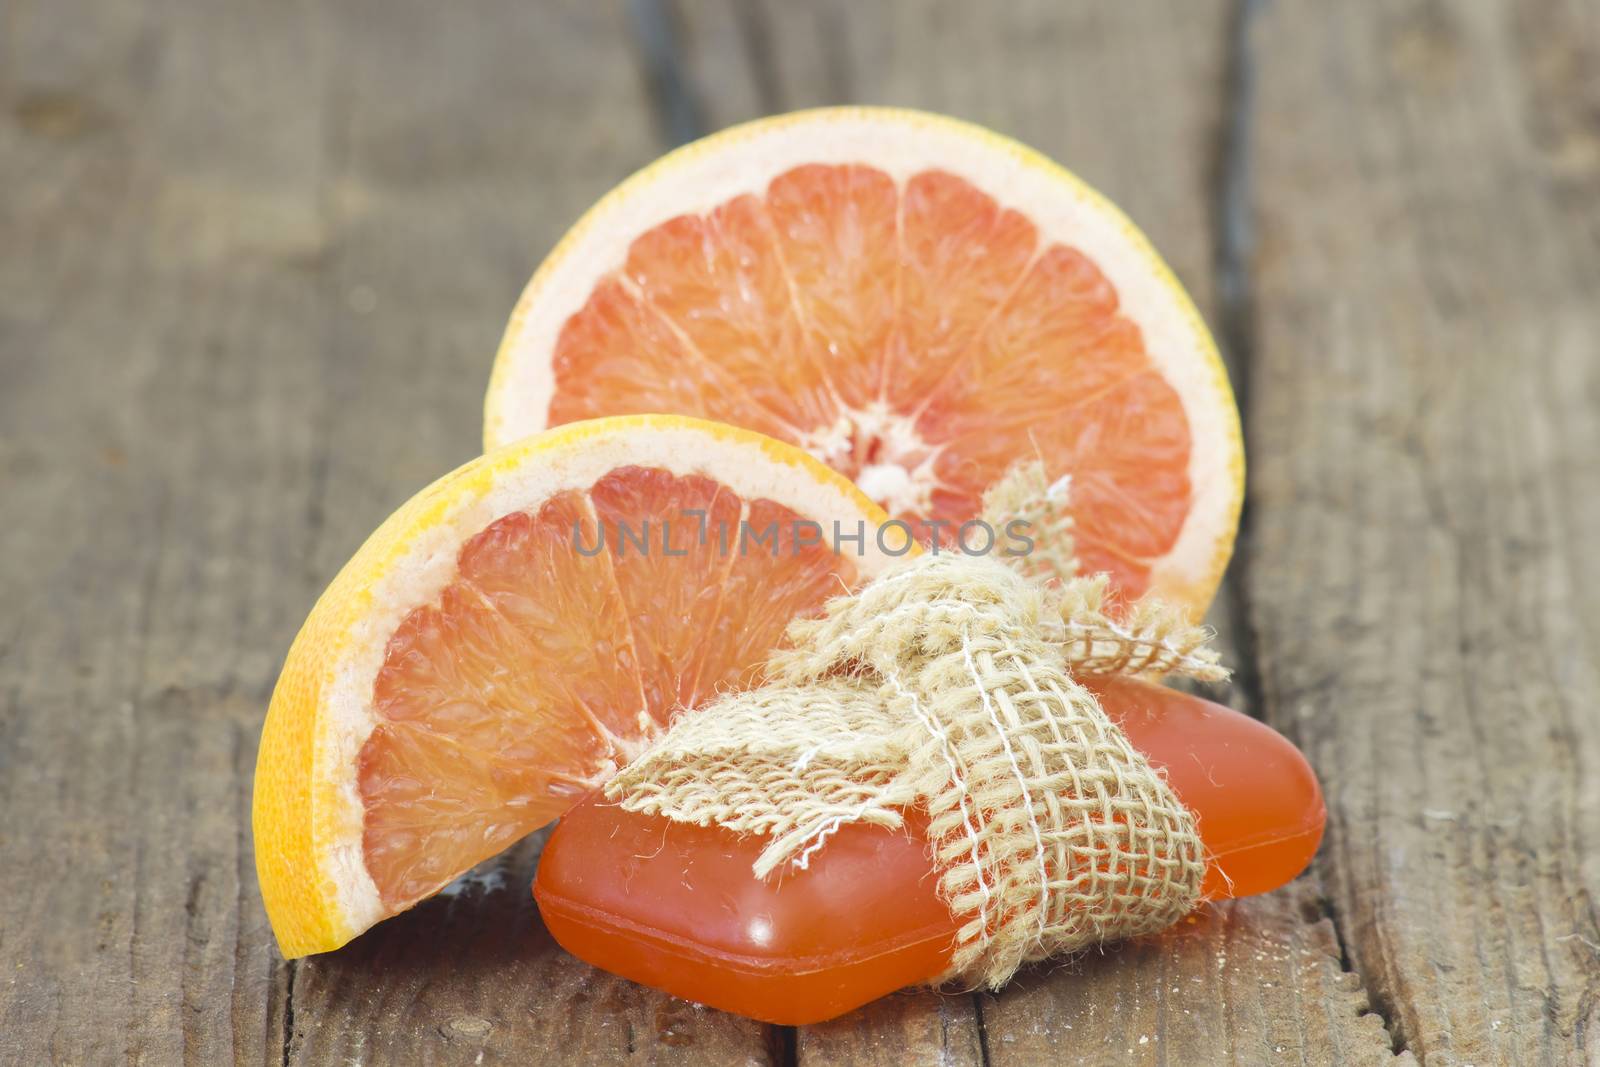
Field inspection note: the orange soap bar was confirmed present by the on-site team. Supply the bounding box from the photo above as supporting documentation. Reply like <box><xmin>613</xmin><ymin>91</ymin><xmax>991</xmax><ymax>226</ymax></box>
<box><xmin>535</xmin><ymin>676</ymin><xmax>1325</xmax><ymax>1024</ymax></box>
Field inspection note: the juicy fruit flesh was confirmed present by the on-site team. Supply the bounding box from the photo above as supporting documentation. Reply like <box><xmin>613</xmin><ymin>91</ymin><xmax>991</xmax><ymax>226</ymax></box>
<box><xmin>358</xmin><ymin>465</ymin><xmax>858</xmax><ymax>909</ymax></box>
<box><xmin>548</xmin><ymin>164</ymin><xmax>1192</xmax><ymax>600</ymax></box>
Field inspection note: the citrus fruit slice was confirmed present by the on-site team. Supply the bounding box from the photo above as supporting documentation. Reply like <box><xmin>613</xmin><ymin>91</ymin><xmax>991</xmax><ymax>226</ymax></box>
<box><xmin>253</xmin><ymin>414</ymin><xmax>898</xmax><ymax>958</ymax></box>
<box><xmin>485</xmin><ymin>106</ymin><xmax>1243</xmax><ymax>613</ymax></box>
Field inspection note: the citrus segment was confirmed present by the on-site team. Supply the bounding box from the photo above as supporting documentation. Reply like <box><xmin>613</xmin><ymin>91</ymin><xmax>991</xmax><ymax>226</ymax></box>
<box><xmin>254</xmin><ymin>415</ymin><xmax>892</xmax><ymax>956</ymax></box>
<box><xmin>549</xmin><ymin>281</ymin><xmax>791</xmax><ymax>444</ymax></box>
<box><xmin>763</xmin><ymin>163</ymin><xmax>900</xmax><ymax>410</ymax></box>
<box><xmin>888</xmin><ymin>170</ymin><xmax>1038</xmax><ymax>408</ymax></box>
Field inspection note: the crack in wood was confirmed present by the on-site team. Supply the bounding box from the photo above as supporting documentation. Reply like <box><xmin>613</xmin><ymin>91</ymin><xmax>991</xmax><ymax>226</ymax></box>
<box><xmin>770</xmin><ymin>1022</ymin><xmax>798</xmax><ymax>1067</ymax></box>
<box><xmin>280</xmin><ymin>959</ymin><xmax>296</xmax><ymax>1067</ymax></box>
<box><xmin>1214</xmin><ymin>0</ymin><xmax>1266</xmax><ymax>726</ymax></box>
<box><xmin>627</xmin><ymin>0</ymin><xmax>706</xmax><ymax>148</ymax></box>
<box><xmin>1313</xmin><ymin>894</ymin><xmax>1408</xmax><ymax>1056</ymax></box>
<box><xmin>971</xmin><ymin>992</ymin><xmax>992</xmax><ymax>1067</ymax></box>
<box><xmin>1217</xmin><ymin>0</ymin><xmax>1410</xmax><ymax>1059</ymax></box>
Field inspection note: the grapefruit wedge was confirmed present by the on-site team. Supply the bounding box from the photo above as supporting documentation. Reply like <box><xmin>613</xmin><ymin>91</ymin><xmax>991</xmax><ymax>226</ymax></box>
<box><xmin>253</xmin><ymin>415</ymin><xmax>898</xmax><ymax>957</ymax></box>
<box><xmin>485</xmin><ymin>106</ymin><xmax>1243</xmax><ymax>613</ymax></box>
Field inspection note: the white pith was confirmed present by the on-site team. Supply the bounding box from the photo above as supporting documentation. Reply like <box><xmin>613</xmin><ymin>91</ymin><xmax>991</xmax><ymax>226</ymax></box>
<box><xmin>796</xmin><ymin>400</ymin><xmax>938</xmax><ymax>519</ymax></box>
<box><xmin>316</xmin><ymin>417</ymin><xmax>896</xmax><ymax>940</ymax></box>
<box><xmin>486</xmin><ymin>107</ymin><xmax>1242</xmax><ymax>608</ymax></box>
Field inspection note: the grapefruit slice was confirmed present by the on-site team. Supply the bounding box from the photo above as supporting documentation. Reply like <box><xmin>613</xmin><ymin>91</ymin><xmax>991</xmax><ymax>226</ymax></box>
<box><xmin>253</xmin><ymin>415</ymin><xmax>898</xmax><ymax>957</ymax></box>
<box><xmin>485</xmin><ymin>107</ymin><xmax>1243</xmax><ymax>613</ymax></box>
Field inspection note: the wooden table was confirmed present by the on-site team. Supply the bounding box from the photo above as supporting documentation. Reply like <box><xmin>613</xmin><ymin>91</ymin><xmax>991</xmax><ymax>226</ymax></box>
<box><xmin>4</xmin><ymin>2</ymin><xmax>1598</xmax><ymax>1063</ymax></box>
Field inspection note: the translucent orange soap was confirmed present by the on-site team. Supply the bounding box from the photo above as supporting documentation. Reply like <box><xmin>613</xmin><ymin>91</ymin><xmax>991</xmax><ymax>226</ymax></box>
<box><xmin>534</xmin><ymin>676</ymin><xmax>1325</xmax><ymax>1024</ymax></box>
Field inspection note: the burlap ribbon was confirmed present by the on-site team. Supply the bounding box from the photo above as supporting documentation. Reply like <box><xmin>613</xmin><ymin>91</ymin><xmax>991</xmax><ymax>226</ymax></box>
<box><xmin>604</xmin><ymin>465</ymin><xmax>1226</xmax><ymax>989</ymax></box>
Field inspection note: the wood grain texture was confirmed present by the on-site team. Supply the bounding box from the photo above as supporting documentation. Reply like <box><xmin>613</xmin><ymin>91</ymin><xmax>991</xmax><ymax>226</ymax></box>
<box><xmin>1247</xmin><ymin>2</ymin><xmax>1600</xmax><ymax>1063</ymax></box>
<box><xmin>980</xmin><ymin>886</ymin><xmax>1393</xmax><ymax>1065</ymax></box>
<box><xmin>5</xmin><ymin>0</ymin><xmax>1596</xmax><ymax>1064</ymax></box>
<box><xmin>253</xmin><ymin>1</ymin><xmax>772</xmax><ymax>1063</ymax></box>
<box><xmin>1</xmin><ymin>3</ymin><xmax>320</xmax><ymax>1061</ymax></box>
<box><xmin>0</xmin><ymin>1</ymin><xmax>766</xmax><ymax>1063</ymax></box>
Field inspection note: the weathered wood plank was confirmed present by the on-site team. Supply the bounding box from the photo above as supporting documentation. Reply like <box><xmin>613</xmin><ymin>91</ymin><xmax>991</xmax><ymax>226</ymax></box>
<box><xmin>13</xmin><ymin>1</ymin><xmax>1595</xmax><ymax>1063</ymax></box>
<box><xmin>0</xmin><ymin>3</ymin><xmax>333</xmax><ymax>1061</ymax></box>
<box><xmin>0</xmin><ymin>0</ymin><xmax>768</xmax><ymax>1063</ymax></box>
<box><xmin>674</xmin><ymin>1</ymin><xmax>1397</xmax><ymax>1063</ymax></box>
<box><xmin>1248</xmin><ymin>1</ymin><xmax>1600</xmax><ymax>1063</ymax></box>
<box><xmin>981</xmin><ymin>885</ymin><xmax>1395</xmax><ymax>1065</ymax></box>
<box><xmin>274</xmin><ymin>2</ymin><xmax>772</xmax><ymax>1063</ymax></box>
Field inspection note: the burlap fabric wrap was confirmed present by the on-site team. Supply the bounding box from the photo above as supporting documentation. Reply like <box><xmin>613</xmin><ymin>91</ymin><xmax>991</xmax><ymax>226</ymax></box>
<box><xmin>604</xmin><ymin>465</ymin><xmax>1228</xmax><ymax>989</ymax></box>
